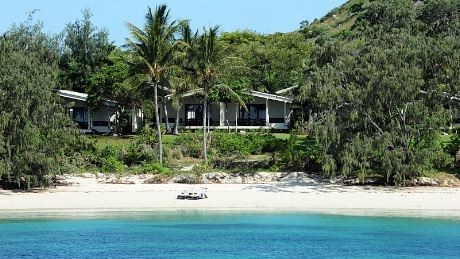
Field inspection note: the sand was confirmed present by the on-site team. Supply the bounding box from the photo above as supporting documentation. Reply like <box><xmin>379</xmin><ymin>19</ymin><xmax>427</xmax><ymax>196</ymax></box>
<box><xmin>1</xmin><ymin>176</ymin><xmax>460</xmax><ymax>218</ymax></box>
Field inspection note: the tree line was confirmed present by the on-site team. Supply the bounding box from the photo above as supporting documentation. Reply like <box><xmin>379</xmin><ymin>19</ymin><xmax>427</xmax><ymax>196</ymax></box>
<box><xmin>300</xmin><ymin>0</ymin><xmax>460</xmax><ymax>184</ymax></box>
<box><xmin>1</xmin><ymin>0</ymin><xmax>459</xmax><ymax>188</ymax></box>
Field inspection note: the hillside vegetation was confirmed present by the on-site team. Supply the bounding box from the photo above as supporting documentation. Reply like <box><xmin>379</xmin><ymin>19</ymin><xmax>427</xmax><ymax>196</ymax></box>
<box><xmin>1</xmin><ymin>0</ymin><xmax>460</xmax><ymax>189</ymax></box>
<box><xmin>299</xmin><ymin>0</ymin><xmax>460</xmax><ymax>185</ymax></box>
<box><xmin>301</xmin><ymin>0</ymin><xmax>370</xmax><ymax>39</ymax></box>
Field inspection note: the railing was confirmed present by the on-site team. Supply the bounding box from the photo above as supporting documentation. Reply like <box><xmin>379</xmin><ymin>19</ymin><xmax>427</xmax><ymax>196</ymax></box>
<box><xmin>93</xmin><ymin>121</ymin><xmax>109</xmax><ymax>126</ymax></box>
<box><xmin>185</xmin><ymin>118</ymin><xmax>204</xmax><ymax>126</ymax></box>
<box><xmin>75</xmin><ymin>121</ymin><xmax>88</xmax><ymax>129</ymax></box>
<box><xmin>237</xmin><ymin>118</ymin><xmax>266</xmax><ymax>126</ymax></box>
<box><xmin>269</xmin><ymin>118</ymin><xmax>285</xmax><ymax>124</ymax></box>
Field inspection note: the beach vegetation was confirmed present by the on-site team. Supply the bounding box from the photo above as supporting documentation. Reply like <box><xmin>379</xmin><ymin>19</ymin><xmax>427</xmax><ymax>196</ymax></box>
<box><xmin>125</xmin><ymin>5</ymin><xmax>180</xmax><ymax>165</ymax></box>
<box><xmin>60</xmin><ymin>9</ymin><xmax>115</xmax><ymax>93</ymax></box>
<box><xmin>298</xmin><ymin>0</ymin><xmax>460</xmax><ymax>185</ymax></box>
<box><xmin>2</xmin><ymin>1</ymin><xmax>460</xmax><ymax>188</ymax></box>
<box><xmin>0</xmin><ymin>18</ymin><xmax>84</xmax><ymax>189</ymax></box>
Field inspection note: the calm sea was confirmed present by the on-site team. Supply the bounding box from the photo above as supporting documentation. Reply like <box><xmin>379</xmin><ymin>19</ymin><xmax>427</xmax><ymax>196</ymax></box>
<box><xmin>1</xmin><ymin>211</ymin><xmax>459</xmax><ymax>258</ymax></box>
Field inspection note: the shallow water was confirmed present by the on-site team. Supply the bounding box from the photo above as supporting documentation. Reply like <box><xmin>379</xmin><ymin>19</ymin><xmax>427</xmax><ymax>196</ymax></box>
<box><xmin>1</xmin><ymin>211</ymin><xmax>459</xmax><ymax>258</ymax></box>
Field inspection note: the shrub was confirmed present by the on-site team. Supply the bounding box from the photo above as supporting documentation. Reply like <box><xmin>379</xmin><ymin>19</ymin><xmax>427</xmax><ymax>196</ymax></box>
<box><xmin>102</xmin><ymin>157</ymin><xmax>124</xmax><ymax>173</ymax></box>
<box><xmin>174</xmin><ymin>132</ymin><xmax>203</xmax><ymax>158</ymax></box>
<box><xmin>211</xmin><ymin>132</ymin><xmax>252</xmax><ymax>156</ymax></box>
<box><xmin>124</xmin><ymin>142</ymin><xmax>157</xmax><ymax>165</ymax></box>
<box><xmin>100</xmin><ymin>145</ymin><xmax>121</xmax><ymax>160</ymax></box>
<box><xmin>140</xmin><ymin>162</ymin><xmax>171</xmax><ymax>175</ymax></box>
<box><xmin>123</xmin><ymin>125</ymin><xmax>159</xmax><ymax>165</ymax></box>
<box><xmin>271</xmin><ymin>134</ymin><xmax>322</xmax><ymax>172</ymax></box>
<box><xmin>210</xmin><ymin>132</ymin><xmax>283</xmax><ymax>156</ymax></box>
<box><xmin>135</xmin><ymin>124</ymin><xmax>159</xmax><ymax>146</ymax></box>
<box><xmin>445</xmin><ymin>133</ymin><xmax>460</xmax><ymax>156</ymax></box>
<box><xmin>349</xmin><ymin>2</ymin><xmax>364</xmax><ymax>13</ymax></box>
<box><xmin>431</xmin><ymin>147</ymin><xmax>453</xmax><ymax>169</ymax></box>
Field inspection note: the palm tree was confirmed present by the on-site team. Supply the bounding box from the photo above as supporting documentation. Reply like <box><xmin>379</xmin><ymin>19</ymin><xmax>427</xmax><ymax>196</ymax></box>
<box><xmin>125</xmin><ymin>5</ymin><xmax>178</xmax><ymax>165</ymax></box>
<box><xmin>193</xmin><ymin>26</ymin><xmax>248</xmax><ymax>164</ymax></box>
<box><xmin>170</xmin><ymin>20</ymin><xmax>198</xmax><ymax>135</ymax></box>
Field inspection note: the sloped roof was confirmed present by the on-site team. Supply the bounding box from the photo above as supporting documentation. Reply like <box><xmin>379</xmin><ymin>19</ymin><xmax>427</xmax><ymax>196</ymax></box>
<box><xmin>250</xmin><ymin>90</ymin><xmax>294</xmax><ymax>103</ymax></box>
<box><xmin>165</xmin><ymin>89</ymin><xmax>294</xmax><ymax>103</ymax></box>
<box><xmin>58</xmin><ymin>90</ymin><xmax>117</xmax><ymax>106</ymax></box>
<box><xmin>58</xmin><ymin>90</ymin><xmax>88</xmax><ymax>101</ymax></box>
<box><xmin>275</xmin><ymin>85</ymin><xmax>299</xmax><ymax>95</ymax></box>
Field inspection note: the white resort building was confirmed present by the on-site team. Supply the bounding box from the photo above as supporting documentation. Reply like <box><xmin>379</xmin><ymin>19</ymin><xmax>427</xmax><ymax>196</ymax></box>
<box><xmin>164</xmin><ymin>90</ymin><xmax>295</xmax><ymax>131</ymax></box>
<box><xmin>58</xmin><ymin>90</ymin><xmax>143</xmax><ymax>134</ymax></box>
<box><xmin>58</xmin><ymin>87</ymin><xmax>296</xmax><ymax>134</ymax></box>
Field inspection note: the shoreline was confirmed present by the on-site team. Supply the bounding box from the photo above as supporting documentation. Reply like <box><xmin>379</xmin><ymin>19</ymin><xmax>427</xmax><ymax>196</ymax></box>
<box><xmin>2</xmin><ymin>208</ymin><xmax>460</xmax><ymax>221</ymax></box>
<box><xmin>1</xmin><ymin>176</ymin><xmax>460</xmax><ymax>219</ymax></box>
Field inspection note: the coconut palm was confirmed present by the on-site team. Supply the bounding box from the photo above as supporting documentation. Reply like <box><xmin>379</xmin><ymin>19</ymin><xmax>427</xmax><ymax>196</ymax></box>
<box><xmin>125</xmin><ymin>5</ymin><xmax>178</xmax><ymax>165</ymax></box>
<box><xmin>193</xmin><ymin>26</ymin><xmax>248</xmax><ymax>164</ymax></box>
<box><xmin>170</xmin><ymin>20</ymin><xmax>198</xmax><ymax>135</ymax></box>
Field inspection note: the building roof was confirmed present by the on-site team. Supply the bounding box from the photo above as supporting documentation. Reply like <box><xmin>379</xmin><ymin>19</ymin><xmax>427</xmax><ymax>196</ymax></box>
<box><xmin>275</xmin><ymin>85</ymin><xmax>299</xmax><ymax>95</ymax></box>
<box><xmin>166</xmin><ymin>89</ymin><xmax>294</xmax><ymax>103</ymax></box>
<box><xmin>58</xmin><ymin>90</ymin><xmax>117</xmax><ymax>106</ymax></box>
<box><xmin>58</xmin><ymin>90</ymin><xmax>88</xmax><ymax>101</ymax></box>
<box><xmin>250</xmin><ymin>90</ymin><xmax>294</xmax><ymax>103</ymax></box>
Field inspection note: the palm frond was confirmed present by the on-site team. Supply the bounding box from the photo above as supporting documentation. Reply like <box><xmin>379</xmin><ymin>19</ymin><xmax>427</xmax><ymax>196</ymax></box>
<box><xmin>216</xmin><ymin>84</ymin><xmax>248</xmax><ymax>112</ymax></box>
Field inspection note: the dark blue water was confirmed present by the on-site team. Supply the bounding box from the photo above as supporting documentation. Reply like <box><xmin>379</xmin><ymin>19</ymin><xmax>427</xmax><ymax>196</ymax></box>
<box><xmin>1</xmin><ymin>212</ymin><xmax>460</xmax><ymax>258</ymax></box>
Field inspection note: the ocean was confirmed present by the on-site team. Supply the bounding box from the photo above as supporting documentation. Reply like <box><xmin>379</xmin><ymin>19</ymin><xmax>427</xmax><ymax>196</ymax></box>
<box><xmin>1</xmin><ymin>211</ymin><xmax>459</xmax><ymax>258</ymax></box>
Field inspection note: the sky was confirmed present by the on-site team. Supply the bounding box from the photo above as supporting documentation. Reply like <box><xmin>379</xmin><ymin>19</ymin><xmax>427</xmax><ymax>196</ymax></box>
<box><xmin>1</xmin><ymin>0</ymin><xmax>346</xmax><ymax>46</ymax></box>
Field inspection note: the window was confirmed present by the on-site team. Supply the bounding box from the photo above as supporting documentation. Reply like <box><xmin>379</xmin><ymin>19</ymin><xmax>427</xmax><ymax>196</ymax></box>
<box><xmin>72</xmin><ymin>107</ymin><xmax>88</xmax><ymax>129</ymax></box>
<box><xmin>185</xmin><ymin>104</ymin><xmax>203</xmax><ymax>126</ymax></box>
<box><xmin>240</xmin><ymin>104</ymin><xmax>266</xmax><ymax>126</ymax></box>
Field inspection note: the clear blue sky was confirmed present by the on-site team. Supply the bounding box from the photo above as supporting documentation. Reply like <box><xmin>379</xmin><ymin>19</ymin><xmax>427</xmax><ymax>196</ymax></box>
<box><xmin>1</xmin><ymin>0</ymin><xmax>346</xmax><ymax>46</ymax></box>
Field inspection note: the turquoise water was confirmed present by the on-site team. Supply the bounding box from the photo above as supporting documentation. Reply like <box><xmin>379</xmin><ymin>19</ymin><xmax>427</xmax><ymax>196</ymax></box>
<box><xmin>1</xmin><ymin>212</ymin><xmax>460</xmax><ymax>258</ymax></box>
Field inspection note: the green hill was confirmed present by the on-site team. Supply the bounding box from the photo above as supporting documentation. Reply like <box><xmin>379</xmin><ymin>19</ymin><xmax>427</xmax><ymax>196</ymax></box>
<box><xmin>301</xmin><ymin>0</ymin><xmax>370</xmax><ymax>39</ymax></box>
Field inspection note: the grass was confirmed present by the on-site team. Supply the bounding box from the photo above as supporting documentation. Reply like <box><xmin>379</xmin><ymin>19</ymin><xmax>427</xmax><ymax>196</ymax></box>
<box><xmin>89</xmin><ymin>134</ymin><xmax>178</xmax><ymax>150</ymax></box>
<box><xmin>273</xmin><ymin>133</ymin><xmax>307</xmax><ymax>142</ymax></box>
<box><xmin>438</xmin><ymin>133</ymin><xmax>452</xmax><ymax>145</ymax></box>
<box><xmin>89</xmin><ymin>135</ymin><xmax>135</xmax><ymax>149</ymax></box>
<box><xmin>90</xmin><ymin>132</ymin><xmax>306</xmax><ymax>149</ymax></box>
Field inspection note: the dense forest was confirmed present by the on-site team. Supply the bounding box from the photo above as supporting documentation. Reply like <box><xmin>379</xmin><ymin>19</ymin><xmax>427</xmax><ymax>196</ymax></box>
<box><xmin>1</xmin><ymin>0</ymin><xmax>460</xmax><ymax>188</ymax></box>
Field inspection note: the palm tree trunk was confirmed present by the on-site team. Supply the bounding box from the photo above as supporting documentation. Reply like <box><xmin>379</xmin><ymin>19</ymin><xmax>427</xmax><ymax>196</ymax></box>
<box><xmin>174</xmin><ymin>107</ymin><xmax>180</xmax><ymax>135</ymax></box>
<box><xmin>163</xmin><ymin>100</ymin><xmax>170</xmax><ymax>133</ymax></box>
<box><xmin>153</xmin><ymin>81</ymin><xmax>163</xmax><ymax>165</ymax></box>
<box><xmin>203</xmin><ymin>83</ymin><xmax>208</xmax><ymax>164</ymax></box>
<box><xmin>207</xmin><ymin>103</ymin><xmax>211</xmax><ymax>135</ymax></box>
<box><xmin>225</xmin><ymin>103</ymin><xmax>230</xmax><ymax>133</ymax></box>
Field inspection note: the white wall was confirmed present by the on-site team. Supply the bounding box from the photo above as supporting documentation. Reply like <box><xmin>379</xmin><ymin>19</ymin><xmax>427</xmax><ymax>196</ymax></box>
<box><xmin>165</xmin><ymin>95</ymin><xmax>292</xmax><ymax>128</ymax></box>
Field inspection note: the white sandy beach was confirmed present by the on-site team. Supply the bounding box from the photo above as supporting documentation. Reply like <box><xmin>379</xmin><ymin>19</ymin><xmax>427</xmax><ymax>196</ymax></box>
<box><xmin>1</xmin><ymin>176</ymin><xmax>460</xmax><ymax>218</ymax></box>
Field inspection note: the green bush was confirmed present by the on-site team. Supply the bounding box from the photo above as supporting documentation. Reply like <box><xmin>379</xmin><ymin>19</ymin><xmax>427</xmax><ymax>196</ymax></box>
<box><xmin>272</xmin><ymin>133</ymin><xmax>322</xmax><ymax>172</ymax></box>
<box><xmin>211</xmin><ymin>132</ymin><xmax>252</xmax><ymax>156</ymax></box>
<box><xmin>174</xmin><ymin>132</ymin><xmax>203</xmax><ymax>158</ymax></box>
<box><xmin>135</xmin><ymin>124</ymin><xmax>159</xmax><ymax>146</ymax></box>
<box><xmin>124</xmin><ymin>125</ymin><xmax>159</xmax><ymax>165</ymax></box>
<box><xmin>431</xmin><ymin>147</ymin><xmax>453</xmax><ymax>169</ymax></box>
<box><xmin>124</xmin><ymin>142</ymin><xmax>157</xmax><ymax>165</ymax></box>
<box><xmin>210</xmin><ymin>132</ymin><xmax>284</xmax><ymax>156</ymax></box>
<box><xmin>445</xmin><ymin>133</ymin><xmax>460</xmax><ymax>156</ymax></box>
<box><xmin>172</xmin><ymin>131</ymin><xmax>286</xmax><ymax>159</ymax></box>
<box><xmin>102</xmin><ymin>156</ymin><xmax>124</xmax><ymax>173</ymax></box>
<box><xmin>140</xmin><ymin>162</ymin><xmax>171</xmax><ymax>175</ymax></box>
<box><xmin>100</xmin><ymin>145</ymin><xmax>121</xmax><ymax>160</ymax></box>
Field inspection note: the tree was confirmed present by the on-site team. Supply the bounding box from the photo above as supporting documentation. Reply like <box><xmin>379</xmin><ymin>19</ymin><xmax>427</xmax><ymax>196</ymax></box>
<box><xmin>126</xmin><ymin>5</ymin><xmax>179</xmax><ymax>165</ymax></box>
<box><xmin>300</xmin><ymin>0</ymin><xmax>454</xmax><ymax>185</ymax></box>
<box><xmin>0</xmin><ymin>19</ymin><xmax>79</xmax><ymax>189</ymax></box>
<box><xmin>169</xmin><ymin>20</ymin><xmax>198</xmax><ymax>135</ymax></box>
<box><xmin>88</xmin><ymin>49</ymin><xmax>142</xmax><ymax>134</ymax></box>
<box><xmin>417</xmin><ymin>0</ymin><xmax>460</xmax><ymax>37</ymax></box>
<box><xmin>220</xmin><ymin>31</ymin><xmax>310</xmax><ymax>93</ymax></box>
<box><xmin>60</xmin><ymin>9</ymin><xmax>115</xmax><ymax>92</ymax></box>
<box><xmin>192</xmin><ymin>26</ymin><xmax>248</xmax><ymax>164</ymax></box>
